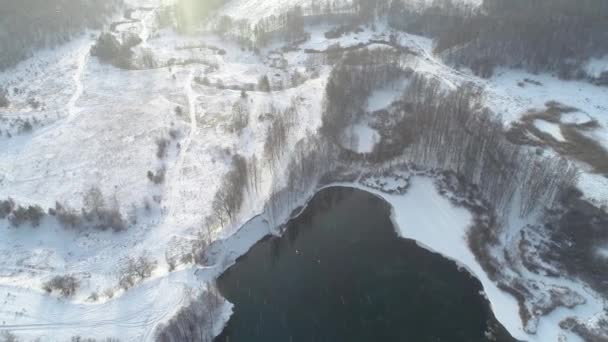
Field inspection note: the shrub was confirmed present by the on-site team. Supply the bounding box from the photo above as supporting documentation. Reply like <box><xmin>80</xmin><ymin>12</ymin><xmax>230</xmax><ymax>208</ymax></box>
<box><xmin>71</xmin><ymin>337</ymin><xmax>121</xmax><ymax>342</ymax></box>
<box><xmin>0</xmin><ymin>331</ymin><xmax>19</xmax><ymax>342</ymax></box>
<box><xmin>155</xmin><ymin>287</ymin><xmax>224</xmax><ymax>342</ymax></box>
<box><xmin>257</xmin><ymin>75</ymin><xmax>271</xmax><ymax>92</ymax></box>
<box><xmin>147</xmin><ymin>167</ymin><xmax>166</xmax><ymax>185</ymax></box>
<box><xmin>156</xmin><ymin>138</ymin><xmax>170</xmax><ymax>159</ymax></box>
<box><xmin>43</xmin><ymin>275</ymin><xmax>80</xmax><ymax>297</ymax></box>
<box><xmin>174</xmin><ymin>106</ymin><xmax>183</xmax><ymax>116</ymax></box>
<box><xmin>88</xmin><ymin>292</ymin><xmax>99</xmax><ymax>302</ymax></box>
<box><xmin>82</xmin><ymin>186</ymin><xmax>127</xmax><ymax>232</ymax></box>
<box><xmin>54</xmin><ymin>202</ymin><xmax>82</xmax><ymax>229</ymax></box>
<box><xmin>90</xmin><ymin>32</ymin><xmax>137</xmax><ymax>69</ymax></box>
<box><xmin>230</xmin><ymin>102</ymin><xmax>249</xmax><ymax>133</ymax></box>
<box><xmin>118</xmin><ymin>254</ymin><xmax>157</xmax><ymax>290</ymax></box>
<box><xmin>104</xmin><ymin>288</ymin><xmax>115</xmax><ymax>299</ymax></box>
<box><xmin>0</xmin><ymin>90</ymin><xmax>8</xmax><ymax>108</ymax></box>
<box><xmin>211</xmin><ymin>155</ymin><xmax>248</xmax><ymax>225</ymax></box>
<box><xmin>0</xmin><ymin>198</ymin><xmax>15</xmax><ymax>218</ymax></box>
<box><xmin>20</xmin><ymin>120</ymin><xmax>33</xmax><ymax>132</ymax></box>
<box><xmin>8</xmin><ymin>205</ymin><xmax>44</xmax><ymax>227</ymax></box>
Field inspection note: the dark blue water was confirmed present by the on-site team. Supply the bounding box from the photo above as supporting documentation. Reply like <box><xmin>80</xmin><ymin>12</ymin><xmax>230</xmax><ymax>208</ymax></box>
<box><xmin>216</xmin><ymin>187</ymin><xmax>515</xmax><ymax>342</ymax></box>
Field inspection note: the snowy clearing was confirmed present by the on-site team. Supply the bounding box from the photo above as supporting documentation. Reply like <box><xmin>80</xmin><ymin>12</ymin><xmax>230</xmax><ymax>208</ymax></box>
<box><xmin>533</xmin><ymin>120</ymin><xmax>566</xmax><ymax>142</ymax></box>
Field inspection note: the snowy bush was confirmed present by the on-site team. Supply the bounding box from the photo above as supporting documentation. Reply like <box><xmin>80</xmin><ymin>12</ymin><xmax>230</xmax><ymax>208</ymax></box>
<box><xmin>8</xmin><ymin>205</ymin><xmax>44</xmax><ymax>227</ymax></box>
<box><xmin>118</xmin><ymin>254</ymin><xmax>158</xmax><ymax>290</ymax></box>
<box><xmin>0</xmin><ymin>89</ymin><xmax>8</xmax><ymax>108</ymax></box>
<box><xmin>257</xmin><ymin>75</ymin><xmax>271</xmax><ymax>92</ymax></box>
<box><xmin>82</xmin><ymin>187</ymin><xmax>127</xmax><ymax>232</ymax></box>
<box><xmin>147</xmin><ymin>167</ymin><xmax>167</xmax><ymax>185</ymax></box>
<box><xmin>54</xmin><ymin>203</ymin><xmax>83</xmax><ymax>228</ymax></box>
<box><xmin>0</xmin><ymin>198</ymin><xmax>15</xmax><ymax>219</ymax></box>
<box><xmin>43</xmin><ymin>275</ymin><xmax>80</xmax><ymax>297</ymax></box>
<box><xmin>70</xmin><ymin>337</ymin><xmax>120</xmax><ymax>342</ymax></box>
<box><xmin>156</xmin><ymin>138</ymin><xmax>170</xmax><ymax>159</ymax></box>
<box><xmin>229</xmin><ymin>101</ymin><xmax>249</xmax><ymax>134</ymax></box>
<box><xmin>90</xmin><ymin>32</ymin><xmax>140</xmax><ymax>69</ymax></box>
<box><xmin>154</xmin><ymin>287</ymin><xmax>224</xmax><ymax>342</ymax></box>
<box><xmin>211</xmin><ymin>155</ymin><xmax>248</xmax><ymax>225</ymax></box>
<box><xmin>0</xmin><ymin>331</ymin><xmax>19</xmax><ymax>342</ymax></box>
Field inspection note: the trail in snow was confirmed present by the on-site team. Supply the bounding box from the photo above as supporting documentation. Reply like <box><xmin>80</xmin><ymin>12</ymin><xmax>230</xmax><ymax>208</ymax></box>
<box><xmin>163</xmin><ymin>70</ymin><xmax>198</xmax><ymax>220</ymax></box>
<box><xmin>140</xmin><ymin>5</ymin><xmax>160</xmax><ymax>47</ymax></box>
<box><xmin>66</xmin><ymin>45</ymin><xmax>90</xmax><ymax>123</ymax></box>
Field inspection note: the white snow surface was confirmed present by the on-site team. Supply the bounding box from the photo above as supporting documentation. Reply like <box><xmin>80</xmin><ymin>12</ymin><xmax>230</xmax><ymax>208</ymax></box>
<box><xmin>220</xmin><ymin>0</ymin><xmax>482</xmax><ymax>23</ymax></box>
<box><xmin>585</xmin><ymin>56</ymin><xmax>608</xmax><ymax>78</ymax></box>
<box><xmin>366</xmin><ymin>80</ymin><xmax>408</xmax><ymax>112</ymax></box>
<box><xmin>340</xmin><ymin>121</ymin><xmax>379</xmax><ymax>154</ymax></box>
<box><xmin>533</xmin><ymin>120</ymin><xmax>565</xmax><ymax>142</ymax></box>
<box><xmin>352</xmin><ymin>177</ymin><xmax>526</xmax><ymax>340</ymax></box>
<box><xmin>0</xmin><ymin>1</ymin><xmax>606</xmax><ymax>341</ymax></box>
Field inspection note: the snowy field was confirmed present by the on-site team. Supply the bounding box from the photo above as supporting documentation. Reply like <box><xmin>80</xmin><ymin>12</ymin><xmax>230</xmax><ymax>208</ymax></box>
<box><xmin>0</xmin><ymin>0</ymin><xmax>607</xmax><ymax>341</ymax></box>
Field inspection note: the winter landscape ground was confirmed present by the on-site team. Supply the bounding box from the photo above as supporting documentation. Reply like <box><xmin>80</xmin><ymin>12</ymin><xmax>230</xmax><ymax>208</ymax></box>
<box><xmin>1</xmin><ymin>0</ymin><xmax>608</xmax><ymax>341</ymax></box>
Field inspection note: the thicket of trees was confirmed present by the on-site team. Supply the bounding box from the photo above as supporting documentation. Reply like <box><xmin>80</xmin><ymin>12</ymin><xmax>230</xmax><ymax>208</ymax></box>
<box><xmin>90</xmin><ymin>32</ymin><xmax>142</xmax><ymax>69</ymax></box>
<box><xmin>210</xmin><ymin>0</ymin><xmax>368</xmax><ymax>49</ymax></box>
<box><xmin>50</xmin><ymin>186</ymin><xmax>127</xmax><ymax>232</ymax></box>
<box><xmin>118</xmin><ymin>254</ymin><xmax>157</xmax><ymax>290</ymax></box>
<box><xmin>322</xmin><ymin>48</ymin><xmax>405</xmax><ymax>140</ymax></box>
<box><xmin>6</xmin><ymin>204</ymin><xmax>45</xmax><ymax>228</ymax></box>
<box><xmin>322</xmin><ymin>53</ymin><xmax>578</xmax><ymax>220</ymax></box>
<box><xmin>0</xmin><ymin>89</ymin><xmax>8</xmax><ymax>108</ymax></box>
<box><xmin>211</xmin><ymin>155</ymin><xmax>248</xmax><ymax>226</ymax></box>
<box><xmin>388</xmin><ymin>74</ymin><xmax>577</xmax><ymax>218</ymax></box>
<box><xmin>545</xmin><ymin>191</ymin><xmax>608</xmax><ymax>296</ymax></box>
<box><xmin>387</xmin><ymin>0</ymin><xmax>608</xmax><ymax>78</ymax></box>
<box><xmin>43</xmin><ymin>275</ymin><xmax>80</xmax><ymax>297</ymax></box>
<box><xmin>155</xmin><ymin>287</ymin><xmax>224</xmax><ymax>342</ymax></box>
<box><xmin>0</xmin><ymin>0</ymin><xmax>121</xmax><ymax>70</ymax></box>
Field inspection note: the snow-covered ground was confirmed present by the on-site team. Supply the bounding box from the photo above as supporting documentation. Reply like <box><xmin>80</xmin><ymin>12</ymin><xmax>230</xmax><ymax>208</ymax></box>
<box><xmin>221</xmin><ymin>0</ymin><xmax>483</xmax><ymax>24</ymax></box>
<box><xmin>585</xmin><ymin>56</ymin><xmax>608</xmax><ymax>78</ymax></box>
<box><xmin>0</xmin><ymin>0</ymin><xmax>607</xmax><ymax>340</ymax></box>
<box><xmin>534</xmin><ymin>119</ymin><xmax>566</xmax><ymax>142</ymax></box>
<box><xmin>340</xmin><ymin>121</ymin><xmax>379</xmax><ymax>154</ymax></box>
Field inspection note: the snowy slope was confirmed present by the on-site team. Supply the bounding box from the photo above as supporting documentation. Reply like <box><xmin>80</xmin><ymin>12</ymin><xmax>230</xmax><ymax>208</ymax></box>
<box><xmin>0</xmin><ymin>0</ymin><xmax>607</xmax><ymax>341</ymax></box>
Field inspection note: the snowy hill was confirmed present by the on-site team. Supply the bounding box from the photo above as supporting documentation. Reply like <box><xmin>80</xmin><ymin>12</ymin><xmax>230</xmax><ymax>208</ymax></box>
<box><xmin>0</xmin><ymin>0</ymin><xmax>607</xmax><ymax>341</ymax></box>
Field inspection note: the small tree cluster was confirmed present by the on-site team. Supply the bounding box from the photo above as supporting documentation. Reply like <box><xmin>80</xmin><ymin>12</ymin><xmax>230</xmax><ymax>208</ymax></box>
<box><xmin>155</xmin><ymin>287</ymin><xmax>224</xmax><ymax>342</ymax></box>
<box><xmin>50</xmin><ymin>187</ymin><xmax>127</xmax><ymax>232</ymax></box>
<box><xmin>229</xmin><ymin>101</ymin><xmax>249</xmax><ymax>134</ymax></box>
<box><xmin>90</xmin><ymin>32</ymin><xmax>141</xmax><ymax>69</ymax></box>
<box><xmin>118</xmin><ymin>254</ymin><xmax>158</xmax><ymax>290</ymax></box>
<box><xmin>0</xmin><ymin>89</ymin><xmax>9</xmax><ymax>108</ymax></box>
<box><xmin>82</xmin><ymin>187</ymin><xmax>126</xmax><ymax>232</ymax></box>
<box><xmin>8</xmin><ymin>204</ymin><xmax>45</xmax><ymax>228</ymax></box>
<box><xmin>52</xmin><ymin>202</ymin><xmax>82</xmax><ymax>229</ymax></box>
<box><xmin>147</xmin><ymin>167</ymin><xmax>167</xmax><ymax>185</ymax></box>
<box><xmin>0</xmin><ymin>331</ymin><xmax>19</xmax><ymax>342</ymax></box>
<box><xmin>0</xmin><ymin>0</ymin><xmax>120</xmax><ymax>70</ymax></box>
<box><xmin>322</xmin><ymin>48</ymin><xmax>405</xmax><ymax>141</ymax></box>
<box><xmin>156</xmin><ymin>138</ymin><xmax>170</xmax><ymax>159</ymax></box>
<box><xmin>257</xmin><ymin>75</ymin><xmax>271</xmax><ymax>92</ymax></box>
<box><xmin>0</xmin><ymin>198</ymin><xmax>15</xmax><ymax>218</ymax></box>
<box><xmin>211</xmin><ymin>155</ymin><xmax>248</xmax><ymax>226</ymax></box>
<box><xmin>43</xmin><ymin>275</ymin><xmax>80</xmax><ymax>297</ymax></box>
<box><xmin>70</xmin><ymin>337</ymin><xmax>121</xmax><ymax>342</ymax></box>
<box><xmin>397</xmin><ymin>0</ymin><xmax>608</xmax><ymax>78</ymax></box>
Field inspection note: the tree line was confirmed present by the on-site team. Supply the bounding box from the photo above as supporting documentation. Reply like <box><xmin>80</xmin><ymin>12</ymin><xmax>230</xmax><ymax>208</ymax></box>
<box><xmin>321</xmin><ymin>50</ymin><xmax>578</xmax><ymax>220</ymax></box>
<box><xmin>387</xmin><ymin>0</ymin><xmax>608</xmax><ymax>78</ymax></box>
<box><xmin>0</xmin><ymin>0</ymin><xmax>121</xmax><ymax>70</ymax></box>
